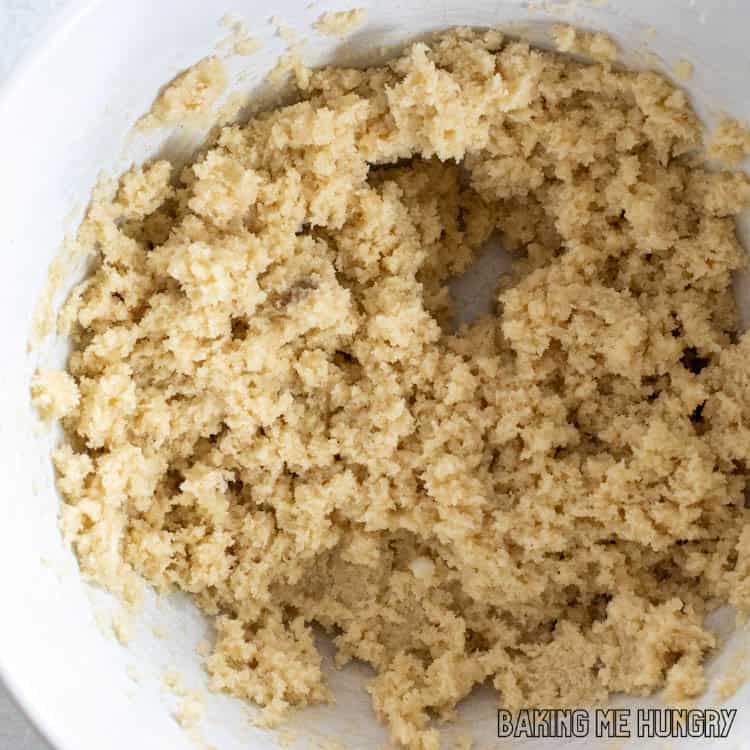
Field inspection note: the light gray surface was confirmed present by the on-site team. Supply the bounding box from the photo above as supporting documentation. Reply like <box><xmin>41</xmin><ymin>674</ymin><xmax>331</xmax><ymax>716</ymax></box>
<box><xmin>1</xmin><ymin>3</ymin><xmax>70</xmax><ymax>747</ymax></box>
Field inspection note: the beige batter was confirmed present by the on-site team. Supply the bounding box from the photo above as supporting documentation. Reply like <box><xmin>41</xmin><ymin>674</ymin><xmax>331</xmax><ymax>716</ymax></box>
<box><xmin>32</xmin><ymin>27</ymin><xmax>750</xmax><ymax>750</ymax></box>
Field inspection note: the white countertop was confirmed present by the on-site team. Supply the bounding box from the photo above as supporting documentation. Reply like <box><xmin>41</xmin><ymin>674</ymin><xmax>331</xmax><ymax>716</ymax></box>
<box><xmin>1</xmin><ymin>2</ymin><xmax>69</xmax><ymax>744</ymax></box>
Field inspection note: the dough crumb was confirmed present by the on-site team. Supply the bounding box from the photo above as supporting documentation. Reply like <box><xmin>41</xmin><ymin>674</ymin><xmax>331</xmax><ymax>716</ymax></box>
<box><xmin>640</xmin><ymin>50</ymin><xmax>662</xmax><ymax>68</ymax></box>
<box><xmin>112</xmin><ymin>610</ymin><xmax>133</xmax><ymax>645</ymax></box>
<box><xmin>271</xmin><ymin>16</ymin><xmax>298</xmax><ymax>44</ymax></box>
<box><xmin>175</xmin><ymin>690</ymin><xmax>205</xmax><ymax>728</ymax></box>
<box><xmin>673</xmin><ymin>58</ymin><xmax>694</xmax><ymax>81</ymax></box>
<box><xmin>708</xmin><ymin>114</ymin><xmax>750</xmax><ymax>166</ymax></box>
<box><xmin>218</xmin><ymin>16</ymin><xmax>264</xmax><ymax>57</ymax></box>
<box><xmin>235</xmin><ymin>36</ymin><xmax>264</xmax><ymax>56</ymax></box>
<box><xmin>552</xmin><ymin>24</ymin><xmax>617</xmax><ymax>62</ymax></box>
<box><xmin>219</xmin><ymin>12</ymin><xmax>239</xmax><ymax>28</ymax></box>
<box><xmin>314</xmin><ymin>9</ymin><xmax>366</xmax><ymax>38</ymax></box>
<box><xmin>278</xmin><ymin>729</ymin><xmax>300</xmax><ymax>748</ymax></box>
<box><xmin>31</xmin><ymin>369</ymin><xmax>79</xmax><ymax>420</ymax></box>
<box><xmin>163</xmin><ymin>670</ymin><xmax>186</xmax><ymax>696</ymax></box>
<box><xmin>137</xmin><ymin>56</ymin><xmax>227</xmax><ymax>129</ymax></box>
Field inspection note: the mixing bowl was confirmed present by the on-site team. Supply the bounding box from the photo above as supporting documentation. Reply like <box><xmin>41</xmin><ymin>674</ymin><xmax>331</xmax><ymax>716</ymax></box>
<box><xmin>1</xmin><ymin>0</ymin><xmax>749</xmax><ymax>748</ymax></box>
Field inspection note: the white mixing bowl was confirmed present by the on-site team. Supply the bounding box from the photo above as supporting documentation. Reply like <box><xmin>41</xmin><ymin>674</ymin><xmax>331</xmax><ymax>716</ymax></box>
<box><xmin>1</xmin><ymin>0</ymin><xmax>749</xmax><ymax>748</ymax></box>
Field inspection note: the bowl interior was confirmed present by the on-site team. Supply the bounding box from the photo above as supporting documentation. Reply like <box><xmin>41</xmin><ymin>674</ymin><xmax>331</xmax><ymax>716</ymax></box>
<box><xmin>2</xmin><ymin>1</ymin><xmax>749</xmax><ymax>748</ymax></box>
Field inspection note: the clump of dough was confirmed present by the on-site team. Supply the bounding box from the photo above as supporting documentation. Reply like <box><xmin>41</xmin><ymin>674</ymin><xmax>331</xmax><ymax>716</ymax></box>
<box><xmin>115</xmin><ymin>161</ymin><xmax>174</xmax><ymax>219</ymax></box>
<box><xmin>708</xmin><ymin>114</ymin><xmax>750</xmax><ymax>166</ymax></box>
<box><xmin>138</xmin><ymin>56</ymin><xmax>227</xmax><ymax>129</ymax></box>
<box><xmin>45</xmin><ymin>27</ymin><xmax>750</xmax><ymax>750</ymax></box>
<box><xmin>31</xmin><ymin>369</ymin><xmax>79</xmax><ymax>420</ymax></box>
<box><xmin>314</xmin><ymin>9</ymin><xmax>366</xmax><ymax>38</ymax></box>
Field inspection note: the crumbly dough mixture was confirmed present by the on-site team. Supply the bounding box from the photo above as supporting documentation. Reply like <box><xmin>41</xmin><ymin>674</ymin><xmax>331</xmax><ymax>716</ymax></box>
<box><xmin>36</xmin><ymin>27</ymin><xmax>750</xmax><ymax>750</ymax></box>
